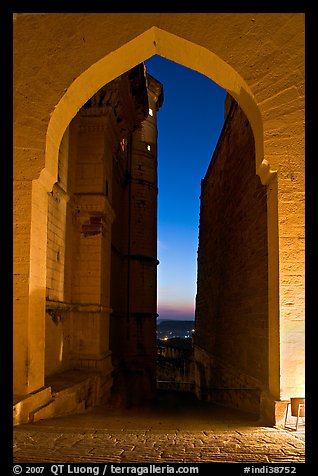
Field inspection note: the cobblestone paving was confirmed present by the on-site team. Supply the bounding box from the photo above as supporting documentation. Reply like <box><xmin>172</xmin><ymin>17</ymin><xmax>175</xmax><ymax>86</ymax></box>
<box><xmin>13</xmin><ymin>393</ymin><xmax>305</xmax><ymax>464</ymax></box>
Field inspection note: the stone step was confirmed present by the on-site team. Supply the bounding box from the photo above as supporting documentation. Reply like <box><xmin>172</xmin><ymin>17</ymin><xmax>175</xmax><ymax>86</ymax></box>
<box><xmin>31</xmin><ymin>391</ymin><xmax>86</xmax><ymax>422</ymax></box>
<box><xmin>32</xmin><ymin>372</ymin><xmax>101</xmax><ymax>422</ymax></box>
<box><xmin>13</xmin><ymin>387</ymin><xmax>52</xmax><ymax>425</ymax></box>
<box><xmin>14</xmin><ymin>369</ymin><xmax>104</xmax><ymax>425</ymax></box>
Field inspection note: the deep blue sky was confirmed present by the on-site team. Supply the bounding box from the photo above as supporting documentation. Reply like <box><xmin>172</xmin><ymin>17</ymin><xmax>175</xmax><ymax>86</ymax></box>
<box><xmin>144</xmin><ymin>55</ymin><xmax>227</xmax><ymax>321</ymax></box>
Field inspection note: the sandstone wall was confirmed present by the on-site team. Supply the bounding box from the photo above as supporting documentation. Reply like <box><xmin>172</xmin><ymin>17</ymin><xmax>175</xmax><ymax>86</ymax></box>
<box><xmin>195</xmin><ymin>96</ymin><xmax>268</xmax><ymax>415</ymax></box>
<box><xmin>13</xmin><ymin>14</ymin><xmax>304</xmax><ymax>422</ymax></box>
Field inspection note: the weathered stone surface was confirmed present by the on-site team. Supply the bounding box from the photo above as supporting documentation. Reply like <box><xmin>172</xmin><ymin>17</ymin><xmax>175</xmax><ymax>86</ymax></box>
<box><xmin>194</xmin><ymin>97</ymin><xmax>268</xmax><ymax>416</ymax></box>
<box><xmin>13</xmin><ymin>393</ymin><xmax>305</xmax><ymax>464</ymax></box>
<box><xmin>13</xmin><ymin>14</ymin><xmax>305</xmax><ymax>426</ymax></box>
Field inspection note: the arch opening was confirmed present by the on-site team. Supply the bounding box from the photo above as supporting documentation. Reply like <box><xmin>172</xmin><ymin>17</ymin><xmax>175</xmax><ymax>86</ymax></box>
<box><xmin>41</xmin><ymin>26</ymin><xmax>271</xmax><ymax>194</ymax></box>
<box><xmin>14</xmin><ymin>21</ymin><xmax>303</xmax><ymax>428</ymax></box>
<box><xmin>39</xmin><ymin>30</ymin><xmax>273</xmax><ymax>419</ymax></box>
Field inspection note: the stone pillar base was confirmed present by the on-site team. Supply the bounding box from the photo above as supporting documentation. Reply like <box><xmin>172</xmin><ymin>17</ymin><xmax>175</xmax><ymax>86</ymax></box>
<box><xmin>110</xmin><ymin>356</ymin><xmax>157</xmax><ymax>408</ymax></box>
<box><xmin>70</xmin><ymin>351</ymin><xmax>113</xmax><ymax>401</ymax></box>
<box><xmin>13</xmin><ymin>387</ymin><xmax>53</xmax><ymax>426</ymax></box>
<box><xmin>260</xmin><ymin>391</ymin><xmax>289</xmax><ymax>427</ymax></box>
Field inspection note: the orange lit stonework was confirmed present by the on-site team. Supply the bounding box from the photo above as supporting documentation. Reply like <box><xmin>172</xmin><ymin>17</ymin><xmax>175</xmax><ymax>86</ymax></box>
<box><xmin>13</xmin><ymin>14</ymin><xmax>304</xmax><ymax>426</ymax></box>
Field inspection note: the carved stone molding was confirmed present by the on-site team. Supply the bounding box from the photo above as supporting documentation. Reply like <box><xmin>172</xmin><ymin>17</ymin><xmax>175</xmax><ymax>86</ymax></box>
<box><xmin>73</xmin><ymin>193</ymin><xmax>116</xmax><ymax>224</ymax></box>
<box><xmin>79</xmin><ymin>64</ymin><xmax>149</xmax><ymax>141</ymax></box>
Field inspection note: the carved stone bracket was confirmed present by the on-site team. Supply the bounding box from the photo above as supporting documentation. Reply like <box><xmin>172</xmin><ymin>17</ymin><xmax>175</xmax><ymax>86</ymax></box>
<box><xmin>73</xmin><ymin>193</ymin><xmax>116</xmax><ymax>225</ymax></box>
<box><xmin>46</xmin><ymin>299</ymin><xmax>113</xmax><ymax>316</ymax></box>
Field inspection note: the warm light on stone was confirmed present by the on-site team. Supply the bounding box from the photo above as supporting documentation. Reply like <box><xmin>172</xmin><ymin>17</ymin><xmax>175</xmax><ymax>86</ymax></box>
<box><xmin>13</xmin><ymin>13</ymin><xmax>304</xmax><ymax>426</ymax></box>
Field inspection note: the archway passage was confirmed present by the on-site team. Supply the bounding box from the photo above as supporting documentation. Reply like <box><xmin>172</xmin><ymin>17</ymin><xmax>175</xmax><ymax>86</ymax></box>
<box><xmin>13</xmin><ymin>15</ymin><xmax>305</xmax><ymax>427</ymax></box>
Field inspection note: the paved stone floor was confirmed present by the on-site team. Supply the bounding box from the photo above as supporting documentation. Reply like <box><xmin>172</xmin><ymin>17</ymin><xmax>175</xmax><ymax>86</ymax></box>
<box><xmin>13</xmin><ymin>391</ymin><xmax>305</xmax><ymax>464</ymax></box>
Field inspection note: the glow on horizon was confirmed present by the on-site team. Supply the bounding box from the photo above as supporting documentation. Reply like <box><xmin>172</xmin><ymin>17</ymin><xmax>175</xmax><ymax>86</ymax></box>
<box><xmin>157</xmin><ymin>303</ymin><xmax>195</xmax><ymax>320</ymax></box>
<box><xmin>157</xmin><ymin>227</ymin><xmax>198</xmax><ymax>320</ymax></box>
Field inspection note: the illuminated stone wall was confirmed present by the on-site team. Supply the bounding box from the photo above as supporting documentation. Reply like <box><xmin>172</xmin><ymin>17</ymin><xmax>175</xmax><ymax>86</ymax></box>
<box><xmin>13</xmin><ymin>13</ymin><xmax>304</xmax><ymax>424</ymax></box>
<box><xmin>194</xmin><ymin>96</ymin><xmax>268</xmax><ymax>416</ymax></box>
<box><xmin>42</xmin><ymin>66</ymin><xmax>162</xmax><ymax>411</ymax></box>
<box><xmin>43</xmin><ymin>66</ymin><xmax>151</xmax><ymax>405</ymax></box>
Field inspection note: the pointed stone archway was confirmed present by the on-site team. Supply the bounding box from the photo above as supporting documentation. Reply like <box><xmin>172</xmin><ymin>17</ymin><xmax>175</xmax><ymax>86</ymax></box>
<box><xmin>13</xmin><ymin>15</ymin><xmax>305</xmax><ymax>425</ymax></box>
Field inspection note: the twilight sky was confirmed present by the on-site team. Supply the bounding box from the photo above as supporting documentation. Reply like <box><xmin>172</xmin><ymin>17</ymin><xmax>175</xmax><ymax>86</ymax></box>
<box><xmin>144</xmin><ymin>55</ymin><xmax>227</xmax><ymax>321</ymax></box>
